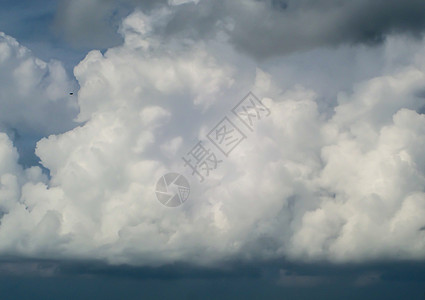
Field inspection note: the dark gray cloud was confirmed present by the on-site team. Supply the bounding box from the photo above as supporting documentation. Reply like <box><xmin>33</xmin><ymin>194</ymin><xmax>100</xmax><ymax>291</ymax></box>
<box><xmin>52</xmin><ymin>0</ymin><xmax>425</xmax><ymax>58</ymax></box>
<box><xmin>225</xmin><ymin>0</ymin><xmax>425</xmax><ymax>58</ymax></box>
<box><xmin>177</xmin><ymin>0</ymin><xmax>425</xmax><ymax>58</ymax></box>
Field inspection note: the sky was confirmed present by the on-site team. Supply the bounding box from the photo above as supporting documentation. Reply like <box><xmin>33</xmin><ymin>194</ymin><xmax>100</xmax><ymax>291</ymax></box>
<box><xmin>1</xmin><ymin>0</ymin><xmax>425</xmax><ymax>299</ymax></box>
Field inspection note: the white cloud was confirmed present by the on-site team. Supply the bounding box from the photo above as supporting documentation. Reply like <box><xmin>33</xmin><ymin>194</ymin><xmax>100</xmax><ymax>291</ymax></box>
<box><xmin>0</xmin><ymin>10</ymin><xmax>424</xmax><ymax>266</ymax></box>
<box><xmin>0</xmin><ymin>32</ymin><xmax>78</xmax><ymax>136</ymax></box>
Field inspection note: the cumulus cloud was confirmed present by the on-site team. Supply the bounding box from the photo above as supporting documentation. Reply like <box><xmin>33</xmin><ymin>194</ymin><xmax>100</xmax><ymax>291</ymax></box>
<box><xmin>0</xmin><ymin>32</ymin><xmax>78</xmax><ymax>167</ymax></box>
<box><xmin>0</xmin><ymin>32</ymin><xmax>78</xmax><ymax>136</ymax></box>
<box><xmin>0</xmin><ymin>8</ymin><xmax>424</xmax><ymax>267</ymax></box>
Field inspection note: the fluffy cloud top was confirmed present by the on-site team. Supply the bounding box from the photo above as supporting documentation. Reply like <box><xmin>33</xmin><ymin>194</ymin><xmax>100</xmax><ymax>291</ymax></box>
<box><xmin>0</xmin><ymin>32</ymin><xmax>78</xmax><ymax>136</ymax></box>
<box><xmin>0</xmin><ymin>8</ymin><xmax>424</xmax><ymax>267</ymax></box>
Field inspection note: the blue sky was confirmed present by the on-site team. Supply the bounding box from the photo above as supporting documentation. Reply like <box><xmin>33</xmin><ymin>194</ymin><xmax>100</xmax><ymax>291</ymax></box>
<box><xmin>0</xmin><ymin>0</ymin><xmax>86</xmax><ymax>69</ymax></box>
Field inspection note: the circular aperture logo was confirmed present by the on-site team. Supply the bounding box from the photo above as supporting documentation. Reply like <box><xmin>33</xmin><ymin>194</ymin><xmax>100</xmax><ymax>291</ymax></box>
<box><xmin>155</xmin><ymin>173</ymin><xmax>190</xmax><ymax>207</ymax></box>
